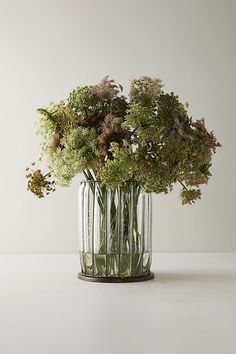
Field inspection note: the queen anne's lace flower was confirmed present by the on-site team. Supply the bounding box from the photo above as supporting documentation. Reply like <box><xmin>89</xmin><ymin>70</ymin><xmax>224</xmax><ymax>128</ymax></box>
<box><xmin>26</xmin><ymin>76</ymin><xmax>221</xmax><ymax>204</ymax></box>
<box><xmin>26</xmin><ymin>166</ymin><xmax>55</xmax><ymax>198</ymax></box>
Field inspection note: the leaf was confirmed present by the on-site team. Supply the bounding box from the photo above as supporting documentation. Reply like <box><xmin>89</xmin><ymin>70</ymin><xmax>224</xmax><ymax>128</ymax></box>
<box><xmin>37</xmin><ymin>108</ymin><xmax>57</xmax><ymax>123</ymax></box>
<box><xmin>118</xmin><ymin>84</ymin><xmax>123</xmax><ymax>92</ymax></box>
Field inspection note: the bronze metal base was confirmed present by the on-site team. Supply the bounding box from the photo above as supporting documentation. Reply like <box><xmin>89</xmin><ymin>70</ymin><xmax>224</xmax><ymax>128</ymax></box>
<box><xmin>78</xmin><ymin>272</ymin><xmax>155</xmax><ymax>283</ymax></box>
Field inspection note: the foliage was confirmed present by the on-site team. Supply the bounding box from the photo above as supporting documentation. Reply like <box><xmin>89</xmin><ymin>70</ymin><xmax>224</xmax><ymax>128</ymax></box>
<box><xmin>26</xmin><ymin>76</ymin><xmax>221</xmax><ymax>204</ymax></box>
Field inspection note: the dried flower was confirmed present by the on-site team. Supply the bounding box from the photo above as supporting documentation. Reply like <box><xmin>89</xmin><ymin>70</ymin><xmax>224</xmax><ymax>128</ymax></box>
<box><xmin>26</xmin><ymin>76</ymin><xmax>221</xmax><ymax>204</ymax></box>
<box><xmin>180</xmin><ymin>189</ymin><xmax>201</xmax><ymax>205</ymax></box>
<box><xmin>26</xmin><ymin>168</ymin><xmax>56</xmax><ymax>198</ymax></box>
<box><xmin>98</xmin><ymin>114</ymin><xmax>132</xmax><ymax>162</ymax></box>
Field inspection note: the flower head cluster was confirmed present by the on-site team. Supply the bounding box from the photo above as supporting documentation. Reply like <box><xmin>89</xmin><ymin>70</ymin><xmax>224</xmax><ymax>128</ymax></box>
<box><xmin>26</xmin><ymin>76</ymin><xmax>221</xmax><ymax>204</ymax></box>
<box><xmin>180</xmin><ymin>188</ymin><xmax>202</xmax><ymax>205</ymax></box>
<box><xmin>26</xmin><ymin>164</ymin><xmax>56</xmax><ymax>198</ymax></box>
<box><xmin>98</xmin><ymin>114</ymin><xmax>132</xmax><ymax>162</ymax></box>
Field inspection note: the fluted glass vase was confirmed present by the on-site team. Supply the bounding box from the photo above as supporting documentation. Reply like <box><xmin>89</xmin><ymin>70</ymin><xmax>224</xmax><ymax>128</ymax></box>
<box><xmin>78</xmin><ymin>181</ymin><xmax>154</xmax><ymax>282</ymax></box>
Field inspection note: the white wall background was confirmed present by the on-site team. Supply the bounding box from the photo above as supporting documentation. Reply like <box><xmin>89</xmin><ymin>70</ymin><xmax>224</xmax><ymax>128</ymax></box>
<box><xmin>0</xmin><ymin>0</ymin><xmax>235</xmax><ymax>252</ymax></box>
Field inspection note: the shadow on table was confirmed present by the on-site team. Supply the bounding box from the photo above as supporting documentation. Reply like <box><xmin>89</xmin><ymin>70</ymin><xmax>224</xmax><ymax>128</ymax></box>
<box><xmin>152</xmin><ymin>270</ymin><xmax>236</xmax><ymax>284</ymax></box>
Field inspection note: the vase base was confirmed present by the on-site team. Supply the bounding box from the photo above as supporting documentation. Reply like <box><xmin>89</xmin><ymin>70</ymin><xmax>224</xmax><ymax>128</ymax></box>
<box><xmin>78</xmin><ymin>272</ymin><xmax>155</xmax><ymax>283</ymax></box>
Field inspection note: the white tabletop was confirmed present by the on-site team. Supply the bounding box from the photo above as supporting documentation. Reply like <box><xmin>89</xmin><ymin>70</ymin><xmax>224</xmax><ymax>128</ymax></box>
<box><xmin>0</xmin><ymin>253</ymin><xmax>235</xmax><ymax>354</ymax></box>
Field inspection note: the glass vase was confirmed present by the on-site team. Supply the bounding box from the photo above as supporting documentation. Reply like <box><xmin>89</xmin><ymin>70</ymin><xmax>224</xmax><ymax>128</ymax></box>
<box><xmin>78</xmin><ymin>181</ymin><xmax>154</xmax><ymax>282</ymax></box>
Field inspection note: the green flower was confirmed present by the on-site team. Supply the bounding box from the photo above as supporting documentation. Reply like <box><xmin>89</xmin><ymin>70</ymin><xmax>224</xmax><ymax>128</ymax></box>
<box><xmin>26</xmin><ymin>76</ymin><xmax>221</xmax><ymax>204</ymax></box>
